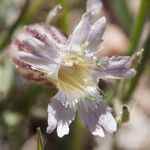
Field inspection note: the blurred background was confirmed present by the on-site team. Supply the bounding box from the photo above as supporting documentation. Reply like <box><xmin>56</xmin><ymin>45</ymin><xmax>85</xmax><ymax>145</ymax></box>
<box><xmin>0</xmin><ymin>0</ymin><xmax>150</xmax><ymax>150</ymax></box>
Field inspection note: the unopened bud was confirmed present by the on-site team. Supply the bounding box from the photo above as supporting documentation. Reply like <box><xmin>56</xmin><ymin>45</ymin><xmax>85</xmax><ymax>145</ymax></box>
<box><xmin>121</xmin><ymin>105</ymin><xmax>130</xmax><ymax>123</ymax></box>
<box><xmin>86</xmin><ymin>0</ymin><xmax>102</xmax><ymax>15</ymax></box>
<box><xmin>131</xmin><ymin>49</ymin><xmax>144</xmax><ymax>66</ymax></box>
<box><xmin>116</xmin><ymin>105</ymin><xmax>130</xmax><ymax>125</ymax></box>
<box><xmin>46</xmin><ymin>4</ymin><xmax>63</xmax><ymax>24</ymax></box>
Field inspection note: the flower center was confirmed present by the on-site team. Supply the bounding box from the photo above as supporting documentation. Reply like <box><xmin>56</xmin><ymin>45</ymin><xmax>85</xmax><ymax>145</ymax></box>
<box><xmin>58</xmin><ymin>55</ymin><xmax>91</xmax><ymax>95</ymax></box>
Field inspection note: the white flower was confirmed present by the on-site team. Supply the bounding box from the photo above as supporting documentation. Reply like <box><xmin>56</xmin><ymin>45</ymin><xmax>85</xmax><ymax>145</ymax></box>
<box><xmin>11</xmin><ymin>12</ymin><xmax>136</xmax><ymax>138</ymax></box>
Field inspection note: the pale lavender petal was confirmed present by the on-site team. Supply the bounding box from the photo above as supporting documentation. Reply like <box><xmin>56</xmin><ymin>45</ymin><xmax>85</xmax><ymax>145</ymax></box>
<box><xmin>47</xmin><ymin>99</ymin><xmax>76</xmax><ymax>138</ymax></box>
<box><xmin>67</xmin><ymin>12</ymin><xmax>92</xmax><ymax>52</ymax></box>
<box><xmin>17</xmin><ymin>51</ymin><xmax>50</xmax><ymax>65</ymax></box>
<box><xmin>55</xmin><ymin>88</ymin><xmax>79</xmax><ymax>108</ymax></box>
<box><xmin>86</xmin><ymin>0</ymin><xmax>102</xmax><ymax>15</ymax></box>
<box><xmin>87</xmin><ymin>17</ymin><xmax>106</xmax><ymax>52</ymax></box>
<box><xmin>94</xmin><ymin>56</ymin><xmax>136</xmax><ymax>79</ymax></box>
<box><xmin>78</xmin><ymin>99</ymin><xmax>107</xmax><ymax>137</ymax></box>
<box><xmin>13</xmin><ymin>58</ymin><xmax>59</xmax><ymax>88</ymax></box>
<box><xmin>26</xmin><ymin>24</ymin><xmax>67</xmax><ymax>48</ymax></box>
<box><xmin>78</xmin><ymin>99</ymin><xmax>117</xmax><ymax>136</ymax></box>
<box><xmin>92</xmin><ymin>125</ymin><xmax>105</xmax><ymax>137</ymax></box>
<box><xmin>101</xmin><ymin>56</ymin><xmax>131</xmax><ymax>69</ymax></box>
<box><xmin>22</xmin><ymin>36</ymin><xmax>60</xmax><ymax>62</ymax></box>
<box><xmin>12</xmin><ymin>24</ymin><xmax>63</xmax><ymax>81</ymax></box>
<box><xmin>57</xmin><ymin>122</ymin><xmax>70</xmax><ymax>138</ymax></box>
<box><xmin>14</xmin><ymin>25</ymin><xmax>61</xmax><ymax>63</ymax></box>
<box><xmin>16</xmin><ymin>51</ymin><xmax>60</xmax><ymax>77</ymax></box>
<box><xmin>98</xmin><ymin>68</ymin><xmax>136</xmax><ymax>79</ymax></box>
<box><xmin>100</xmin><ymin>111</ymin><xmax>117</xmax><ymax>133</ymax></box>
<box><xmin>47</xmin><ymin>103</ymin><xmax>57</xmax><ymax>134</ymax></box>
<box><xmin>43</xmin><ymin>24</ymin><xmax>67</xmax><ymax>47</ymax></box>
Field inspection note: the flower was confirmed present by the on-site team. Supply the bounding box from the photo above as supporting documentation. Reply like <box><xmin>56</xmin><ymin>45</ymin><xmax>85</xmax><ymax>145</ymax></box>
<box><xmin>11</xmin><ymin>12</ymin><xmax>136</xmax><ymax>138</ymax></box>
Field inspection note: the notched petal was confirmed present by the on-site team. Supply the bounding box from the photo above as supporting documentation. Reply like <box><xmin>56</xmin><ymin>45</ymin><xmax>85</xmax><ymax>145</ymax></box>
<box><xmin>17</xmin><ymin>51</ymin><xmax>50</xmax><ymax>65</ymax></box>
<box><xmin>13</xmin><ymin>24</ymin><xmax>61</xmax><ymax>62</ymax></box>
<box><xmin>57</xmin><ymin>122</ymin><xmax>69</xmax><ymax>138</ymax></box>
<box><xmin>100</xmin><ymin>111</ymin><xmax>117</xmax><ymax>133</ymax></box>
<box><xmin>67</xmin><ymin>12</ymin><xmax>92</xmax><ymax>52</ymax></box>
<box><xmin>92</xmin><ymin>125</ymin><xmax>105</xmax><ymax>137</ymax></box>
<box><xmin>26</xmin><ymin>24</ymin><xmax>67</xmax><ymax>47</ymax></box>
<box><xmin>78</xmin><ymin>99</ymin><xmax>107</xmax><ymax>137</ymax></box>
<box><xmin>87</xmin><ymin>16</ymin><xmax>106</xmax><ymax>52</ymax></box>
<box><xmin>101</xmin><ymin>56</ymin><xmax>131</xmax><ymax>69</ymax></box>
<box><xmin>47</xmin><ymin>99</ymin><xmax>76</xmax><ymax>138</ymax></box>
<box><xmin>94</xmin><ymin>56</ymin><xmax>136</xmax><ymax>79</ymax></box>
<box><xmin>47</xmin><ymin>104</ymin><xmax>57</xmax><ymax>134</ymax></box>
<box><xmin>11</xmin><ymin>24</ymin><xmax>64</xmax><ymax>86</ymax></box>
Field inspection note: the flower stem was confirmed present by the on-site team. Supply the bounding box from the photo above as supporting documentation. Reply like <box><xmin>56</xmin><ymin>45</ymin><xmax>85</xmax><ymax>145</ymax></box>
<box><xmin>69</xmin><ymin>117</ymin><xmax>85</xmax><ymax>150</ymax></box>
<box><xmin>128</xmin><ymin>0</ymin><xmax>149</xmax><ymax>54</ymax></box>
<box><xmin>122</xmin><ymin>33</ymin><xmax>150</xmax><ymax>103</ymax></box>
<box><xmin>119</xmin><ymin>0</ymin><xmax>149</xmax><ymax>103</ymax></box>
<box><xmin>112</xmin><ymin>132</ymin><xmax>119</xmax><ymax>150</ymax></box>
